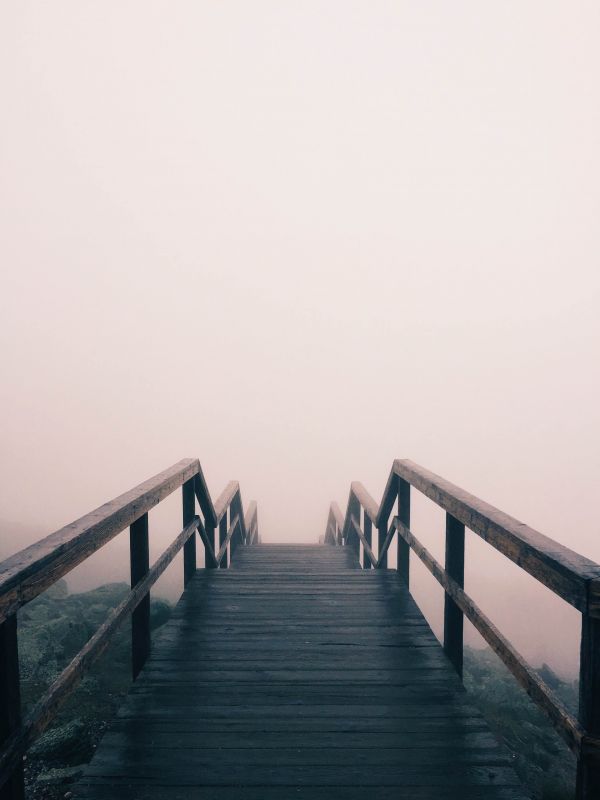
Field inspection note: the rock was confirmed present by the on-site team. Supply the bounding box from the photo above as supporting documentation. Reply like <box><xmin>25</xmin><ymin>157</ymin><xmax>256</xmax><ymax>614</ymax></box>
<box><xmin>538</xmin><ymin>662</ymin><xmax>563</xmax><ymax>690</ymax></box>
<box><xmin>36</xmin><ymin>766</ymin><xmax>83</xmax><ymax>784</ymax></box>
<box><xmin>30</xmin><ymin>720</ymin><xmax>92</xmax><ymax>764</ymax></box>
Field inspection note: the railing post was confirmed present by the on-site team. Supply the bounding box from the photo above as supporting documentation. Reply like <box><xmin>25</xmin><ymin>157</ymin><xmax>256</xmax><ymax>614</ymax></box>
<box><xmin>130</xmin><ymin>513</ymin><xmax>150</xmax><ymax>680</ymax></box>
<box><xmin>220</xmin><ymin>510</ymin><xmax>229</xmax><ymax>569</ymax></box>
<box><xmin>576</xmin><ymin>611</ymin><xmax>600</xmax><ymax>799</ymax></box>
<box><xmin>182</xmin><ymin>478</ymin><xmax>196</xmax><ymax>585</ymax></box>
<box><xmin>362</xmin><ymin>514</ymin><xmax>372</xmax><ymax>569</ymax></box>
<box><xmin>205</xmin><ymin>520</ymin><xmax>217</xmax><ymax>568</ymax></box>
<box><xmin>397</xmin><ymin>478</ymin><xmax>410</xmax><ymax>585</ymax></box>
<box><xmin>0</xmin><ymin>614</ymin><xmax>24</xmax><ymax>800</ymax></box>
<box><xmin>443</xmin><ymin>513</ymin><xmax>465</xmax><ymax>677</ymax></box>
<box><xmin>377</xmin><ymin>523</ymin><xmax>389</xmax><ymax>569</ymax></box>
<box><xmin>348</xmin><ymin>494</ymin><xmax>360</xmax><ymax>563</ymax></box>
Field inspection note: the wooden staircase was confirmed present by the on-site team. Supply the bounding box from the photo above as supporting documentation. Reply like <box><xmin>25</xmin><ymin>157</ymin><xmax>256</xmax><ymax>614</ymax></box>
<box><xmin>74</xmin><ymin>544</ymin><xmax>526</xmax><ymax>799</ymax></box>
<box><xmin>2</xmin><ymin>457</ymin><xmax>599</xmax><ymax>799</ymax></box>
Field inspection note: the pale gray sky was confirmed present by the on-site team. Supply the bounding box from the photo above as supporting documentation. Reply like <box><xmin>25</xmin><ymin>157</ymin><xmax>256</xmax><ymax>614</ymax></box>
<box><xmin>1</xmin><ymin>1</ymin><xmax>599</xmax><ymax>674</ymax></box>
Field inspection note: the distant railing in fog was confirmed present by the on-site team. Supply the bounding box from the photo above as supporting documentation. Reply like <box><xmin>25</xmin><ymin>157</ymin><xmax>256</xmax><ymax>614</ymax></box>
<box><xmin>325</xmin><ymin>459</ymin><xmax>600</xmax><ymax>800</ymax></box>
<box><xmin>0</xmin><ymin>459</ymin><xmax>259</xmax><ymax>799</ymax></box>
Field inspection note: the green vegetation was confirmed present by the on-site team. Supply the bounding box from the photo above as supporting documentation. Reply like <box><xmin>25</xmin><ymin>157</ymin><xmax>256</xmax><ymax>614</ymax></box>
<box><xmin>464</xmin><ymin>646</ymin><xmax>577</xmax><ymax>800</ymax></box>
<box><xmin>18</xmin><ymin>580</ymin><xmax>171</xmax><ymax>799</ymax></box>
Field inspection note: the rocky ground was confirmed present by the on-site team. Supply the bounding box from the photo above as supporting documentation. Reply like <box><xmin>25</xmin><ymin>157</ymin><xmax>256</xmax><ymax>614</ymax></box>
<box><xmin>17</xmin><ymin>581</ymin><xmax>171</xmax><ymax>800</ymax></box>
<box><xmin>463</xmin><ymin>646</ymin><xmax>578</xmax><ymax>800</ymax></box>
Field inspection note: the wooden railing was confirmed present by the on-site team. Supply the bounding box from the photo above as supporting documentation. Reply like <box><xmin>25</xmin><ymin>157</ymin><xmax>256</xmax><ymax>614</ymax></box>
<box><xmin>324</xmin><ymin>458</ymin><xmax>600</xmax><ymax>800</ymax></box>
<box><xmin>0</xmin><ymin>458</ymin><xmax>258</xmax><ymax>800</ymax></box>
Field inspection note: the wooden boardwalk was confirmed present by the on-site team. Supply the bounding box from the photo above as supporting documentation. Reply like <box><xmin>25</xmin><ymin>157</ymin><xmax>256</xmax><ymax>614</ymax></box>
<box><xmin>74</xmin><ymin>545</ymin><xmax>527</xmax><ymax>800</ymax></box>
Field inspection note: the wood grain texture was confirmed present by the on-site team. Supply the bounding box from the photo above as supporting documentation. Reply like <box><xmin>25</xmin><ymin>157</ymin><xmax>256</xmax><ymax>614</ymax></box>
<box><xmin>0</xmin><ymin>459</ymin><xmax>199</xmax><ymax>624</ymax></box>
<box><xmin>394</xmin><ymin>517</ymin><xmax>585</xmax><ymax>756</ymax></box>
<box><xmin>394</xmin><ymin>459</ymin><xmax>600</xmax><ymax>613</ymax></box>
<box><xmin>74</xmin><ymin>545</ymin><xmax>526</xmax><ymax>800</ymax></box>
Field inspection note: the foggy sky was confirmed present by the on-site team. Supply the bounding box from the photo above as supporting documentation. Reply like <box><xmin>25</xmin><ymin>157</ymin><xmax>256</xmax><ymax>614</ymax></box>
<box><xmin>1</xmin><ymin>2</ymin><xmax>599</xmax><ymax>676</ymax></box>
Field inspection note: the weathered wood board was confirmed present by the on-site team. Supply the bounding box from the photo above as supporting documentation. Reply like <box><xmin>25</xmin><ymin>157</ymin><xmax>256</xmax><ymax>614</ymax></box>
<box><xmin>74</xmin><ymin>545</ymin><xmax>527</xmax><ymax>800</ymax></box>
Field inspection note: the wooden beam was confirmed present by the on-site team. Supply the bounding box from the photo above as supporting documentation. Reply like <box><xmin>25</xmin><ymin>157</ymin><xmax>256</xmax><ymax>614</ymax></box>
<box><xmin>350</xmin><ymin>517</ymin><xmax>377</xmax><ymax>569</ymax></box>
<box><xmin>193</xmin><ymin>469</ymin><xmax>217</xmax><ymax>528</ymax></box>
<box><xmin>244</xmin><ymin>502</ymin><xmax>258</xmax><ymax>543</ymax></box>
<box><xmin>197</xmin><ymin>518</ymin><xmax>218</xmax><ymax>568</ymax></box>
<box><xmin>363</xmin><ymin>515</ymin><xmax>373</xmax><ymax>570</ymax></box>
<box><xmin>0</xmin><ymin>615</ymin><xmax>23</xmax><ymax>800</ymax></box>
<box><xmin>130</xmin><ymin>513</ymin><xmax>150</xmax><ymax>681</ymax></box>
<box><xmin>214</xmin><ymin>481</ymin><xmax>239</xmax><ymax>524</ymax></box>
<box><xmin>376</xmin><ymin>522</ymin><xmax>396</xmax><ymax>569</ymax></box>
<box><xmin>577</xmin><ymin>612</ymin><xmax>600</xmax><ymax>798</ymax></box>
<box><xmin>0</xmin><ymin>517</ymin><xmax>200</xmax><ymax>791</ymax></box>
<box><xmin>219</xmin><ymin>511</ymin><xmax>229</xmax><ymax>569</ymax></box>
<box><xmin>397</xmin><ymin>478</ymin><xmax>410</xmax><ymax>586</ymax></box>
<box><xmin>394</xmin><ymin>459</ymin><xmax>600</xmax><ymax>614</ymax></box>
<box><xmin>182</xmin><ymin>479</ymin><xmax>196</xmax><ymax>585</ymax></box>
<box><xmin>393</xmin><ymin>516</ymin><xmax>585</xmax><ymax>756</ymax></box>
<box><xmin>443</xmin><ymin>513</ymin><xmax>465</xmax><ymax>678</ymax></box>
<box><xmin>0</xmin><ymin>459</ymin><xmax>200</xmax><ymax>624</ymax></box>
<box><xmin>350</xmin><ymin>483</ymin><xmax>379</xmax><ymax>525</ymax></box>
<box><xmin>216</xmin><ymin>515</ymin><xmax>240</xmax><ymax>566</ymax></box>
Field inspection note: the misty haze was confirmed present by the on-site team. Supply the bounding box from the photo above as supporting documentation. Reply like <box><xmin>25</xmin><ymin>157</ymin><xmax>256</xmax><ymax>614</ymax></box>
<box><xmin>1</xmin><ymin>3</ymin><xmax>599</xmax><ymax>800</ymax></box>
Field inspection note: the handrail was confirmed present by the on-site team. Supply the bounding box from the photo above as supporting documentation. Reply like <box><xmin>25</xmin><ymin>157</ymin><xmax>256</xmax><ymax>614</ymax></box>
<box><xmin>0</xmin><ymin>458</ymin><xmax>200</xmax><ymax>624</ymax></box>
<box><xmin>324</xmin><ymin>459</ymin><xmax>600</xmax><ymax>800</ymax></box>
<box><xmin>244</xmin><ymin>501</ymin><xmax>259</xmax><ymax>545</ymax></box>
<box><xmin>0</xmin><ymin>459</ymin><xmax>259</xmax><ymax>798</ymax></box>
<box><xmin>394</xmin><ymin>459</ymin><xmax>600</xmax><ymax>613</ymax></box>
<box><xmin>324</xmin><ymin>502</ymin><xmax>344</xmax><ymax>546</ymax></box>
<box><xmin>214</xmin><ymin>480</ymin><xmax>239</xmax><ymax>523</ymax></box>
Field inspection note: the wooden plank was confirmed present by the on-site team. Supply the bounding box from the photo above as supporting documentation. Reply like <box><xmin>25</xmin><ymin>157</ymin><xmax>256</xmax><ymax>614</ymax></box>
<box><xmin>76</xmin><ymin>786</ymin><xmax>529</xmax><ymax>800</ymax></box>
<box><xmin>129</xmin><ymin>513</ymin><xmax>150</xmax><ymax>680</ymax></box>
<box><xmin>0</xmin><ymin>458</ymin><xmax>199</xmax><ymax>623</ymax></box>
<box><xmin>99</xmin><ymin>728</ymin><xmax>501</xmax><ymax>750</ymax></box>
<box><xmin>89</xmin><ymin>745</ymin><xmax>511</xmax><ymax>769</ymax></box>
<box><xmin>81</xmin><ymin>763</ymin><xmax>521</xmax><ymax>787</ymax></box>
<box><xmin>444</xmin><ymin>512</ymin><xmax>465</xmax><ymax>677</ymax></box>
<box><xmin>394</xmin><ymin>458</ymin><xmax>600</xmax><ymax>613</ymax></box>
